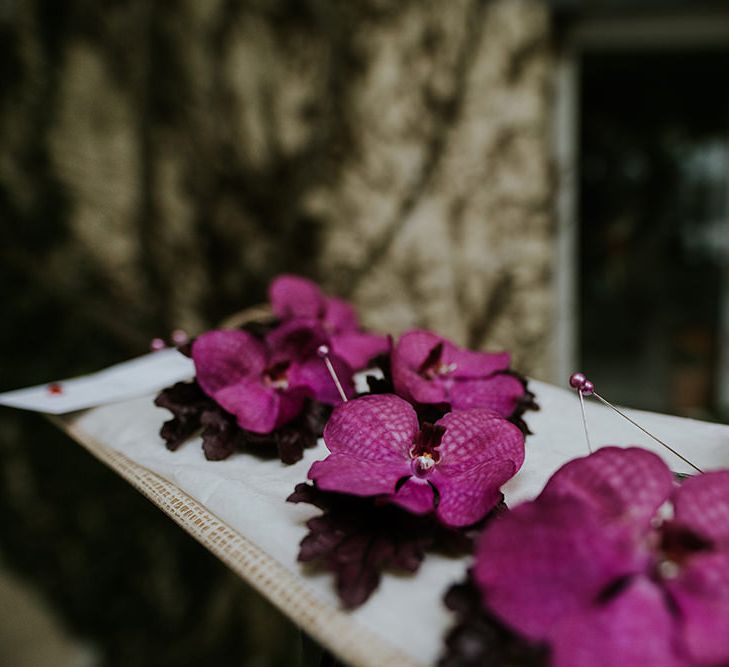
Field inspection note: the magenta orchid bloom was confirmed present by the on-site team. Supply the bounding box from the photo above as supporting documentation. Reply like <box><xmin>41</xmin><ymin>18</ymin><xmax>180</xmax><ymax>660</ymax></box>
<box><xmin>474</xmin><ymin>447</ymin><xmax>729</xmax><ymax>667</ymax></box>
<box><xmin>268</xmin><ymin>274</ymin><xmax>390</xmax><ymax>370</ymax></box>
<box><xmin>391</xmin><ymin>330</ymin><xmax>526</xmax><ymax>417</ymax></box>
<box><xmin>192</xmin><ymin>329</ymin><xmax>353</xmax><ymax>434</ymax></box>
<box><xmin>308</xmin><ymin>394</ymin><xmax>525</xmax><ymax>527</ymax></box>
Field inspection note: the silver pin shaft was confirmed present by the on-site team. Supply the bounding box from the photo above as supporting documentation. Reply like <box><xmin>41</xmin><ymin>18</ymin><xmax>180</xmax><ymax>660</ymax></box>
<box><xmin>578</xmin><ymin>390</ymin><xmax>593</xmax><ymax>454</ymax></box>
<box><xmin>592</xmin><ymin>392</ymin><xmax>703</xmax><ymax>474</ymax></box>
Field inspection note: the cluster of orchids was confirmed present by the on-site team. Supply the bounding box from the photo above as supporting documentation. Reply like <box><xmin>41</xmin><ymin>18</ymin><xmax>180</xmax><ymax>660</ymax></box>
<box><xmin>156</xmin><ymin>274</ymin><xmax>535</xmax><ymax>606</ymax></box>
<box><xmin>155</xmin><ymin>274</ymin><xmax>728</xmax><ymax>667</ymax></box>
<box><xmin>158</xmin><ymin>275</ymin><xmax>533</xmax><ymax>517</ymax></box>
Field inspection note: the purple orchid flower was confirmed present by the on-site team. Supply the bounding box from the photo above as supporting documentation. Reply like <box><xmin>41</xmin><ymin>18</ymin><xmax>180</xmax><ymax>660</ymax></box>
<box><xmin>307</xmin><ymin>394</ymin><xmax>525</xmax><ymax>527</ymax></box>
<box><xmin>268</xmin><ymin>274</ymin><xmax>390</xmax><ymax>370</ymax></box>
<box><xmin>192</xmin><ymin>328</ymin><xmax>353</xmax><ymax>434</ymax></box>
<box><xmin>391</xmin><ymin>330</ymin><xmax>526</xmax><ymax>418</ymax></box>
<box><xmin>474</xmin><ymin>446</ymin><xmax>729</xmax><ymax>667</ymax></box>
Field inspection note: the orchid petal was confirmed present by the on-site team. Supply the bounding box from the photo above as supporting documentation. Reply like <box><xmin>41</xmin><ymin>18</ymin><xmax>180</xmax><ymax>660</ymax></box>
<box><xmin>551</xmin><ymin>578</ymin><xmax>686</xmax><ymax>667</ymax></box>
<box><xmin>323</xmin><ymin>394</ymin><xmax>418</xmax><ymax>463</ymax></box>
<box><xmin>447</xmin><ymin>374</ymin><xmax>525</xmax><ymax>416</ymax></box>
<box><xmin>672</xmin><ymin>470</ymin><xmax>729</xmax><ymax>546</ymax></box>
<box><xmin>393</xmin><ymin>330</ymin><xmax>443</xmax><ymax>369</ymax></box>
<box><xmin>192</xmin><ymin>330</ymin><xmax>267</xmax><ymax>396</ymax></box>
<box><xmin>265</xmin><ymin>318</ymin><xmax>328</xmax><ymax>362</ymax></box>
<box><xmin>390</xmin><ymin>477</ymin><xmax>436</xmax><ymax>515</ymax></box>
<box><xmin>474</xmin><ymin>497</ymin><xmax>645</xmax><ymax>642</ymax></box>
<box><xmin>289</xmin><ymin>355</ymin><xmax>354</xmax><ymax>405</ymax></box>
<box><xmin>435</xmin><ymin>409</ymin><xmax>525</xmax><ymax>474</ymax></box>
<box><xmin>665</xmin><ymin>548</ymin><xmax>729</xmax><ymax>664</ymax></box>
<box><xmin>323</xmin><ymin>297</ymin><xmax>359</xmax><ymax>332</ymax></box>
<box><xmin>391</xmin><ymin>331</ymin><xmax>447</xmax><ymax>403</ymax></box>
<box><xmin>539</xmin><ymin>447</ymin><xmax>675</xmax><ymax>530</ymax></box>
<box><xmin>269</xmin><ymin>274</ymin><xmax>325</xmax><ymax>320</ymax></box>
<box><xmin>308</xmin><ymin>454</ymin><xmax>407</xmax><ymax>497</ymax></box>
<box><xmin>392</xmin><ymin>363</ymin><xmax>450</xmax><ymax>405</ymax></box>
<box><xmin>432</xmin><ymin>459</ymin><xmax>514</xmax><ymax>527</ymax></box>
<box><xmin>213</xmin><ymin>380</ymin><xmax>281</xmax><ymax>434</ymax></box>
<box><xmin>392</xmin><ymin>330</ymin><xmax>525</xmax><ymax>413</ymax></box>
<box><xmin>447</xmin><ymin>346</ymin><xmax>511</xmax><ymax>379</ymax></box>
<box><xmin>331</xmin><ymin>331</ymin><xmax>391</xmax><ymax>371</ymax></box>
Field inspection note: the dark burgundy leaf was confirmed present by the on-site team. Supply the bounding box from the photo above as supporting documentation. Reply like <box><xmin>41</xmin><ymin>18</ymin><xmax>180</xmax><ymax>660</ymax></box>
<box><xmin>154</xmin><ymin>379</ymin><xmax>209</xmax><ymax>416</ymax></box>
<box><xmin>159</xmin><ymin>417</ymin><xmax>199</xmax><ymax>451</ymax></box>
<box><xmin>287</xmin><ymin>483</ymin><xmax>486</xmax><ymax>609</ymax></box>
<box><xmin>176</xmin><ymin>340</ymin><xmax>194</xmax><ymax>358</ymax></box>
<box><xmin>500</xmin><ymin>370</ymin><xmax>539</xmax><ymax>436</ymax></box>
<box><xmin>287</xmin><ymin>481</ymin><xmax>327</xmax><ymax>509</ymax></box>
<box><xmin>300</xmin><ymin>398</ymin><xmax>331</xmax><ymax>437</ymax></box>
<box><xmin>156</xmin><ymin>378</ymin><xmax>328</xmax><ymax>464</ymax></box>
<box><xmin>154</xmin><ymin>380</ymin><xmax>213</xmax><ymax>450</ymax></box>
<box><xmin>363</xmin><ymin>353</ymin><xmax>394</xmax><ymax>395</ymax></box>
<box><xmin>439</xmin><ymin>571</ymin><xmax>547</xmax><ymax>667</ymax></box>
<box><xmin>276</xmin><ymin>428</ymin><xmax>310</xmax><ymax>465</ymax></box>
<box><xmin>238</xmin><ymin>317</ymin><xmax>280</xmax><ymax>340</ymax></box>
<box><xmin>200</xmin><ymin>409</ymin><xmax>245</xmax><ymax>461</ymax></box>
<box><xmin>414</xmin><ymin>402</ymin><xmax>451</xmax><ymax>426</ymax></box>
<box><xmin>270</xmin><ymin>399</ymin><xmax>330</xmax><ymax>464</ymax></box>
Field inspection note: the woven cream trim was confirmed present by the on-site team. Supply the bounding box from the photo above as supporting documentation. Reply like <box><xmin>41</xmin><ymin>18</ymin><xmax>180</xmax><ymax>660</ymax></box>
<box><xmin>51</xmin><ymin>415</ymin><xmax>421</xmax><ymax>667</ymax></box>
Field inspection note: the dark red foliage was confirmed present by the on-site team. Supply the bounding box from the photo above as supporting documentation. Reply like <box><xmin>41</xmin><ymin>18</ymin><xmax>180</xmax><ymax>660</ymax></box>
<box><xmin>439</xmin><ymin>571</ymin><xmax>546</xmax><ymax>667</ymax></box>
<box><xmin>287</xmin><ymin>483</ymin><xmax>493</xmax><ymax>609</ymax></box>
<box><xmin>176</xmin><ymin>341</ymin><xmax>194</xmax><ymax>358</ymax></box>
<box><xmin>501</xmin><ymin>370</ymin><xmax>539</xmax><ymax>436</ymax></box>
<box><xmin>199</xmin><ymin>409</ymin><xmax>246</xmax><ymax>461</ymax></box>
<box><xmin>154</xmin><ymin>380</ymin><xmax>214</xmax><ymax>451</ymax></box>
<box><xmin>154</xmin><ymin>381</ymin><xmax>329</xmax><ymax>464</ymax></box>
<box><xmin>238</xmin><ymin>317</ymin><xmax>280</xmax><ymax>339</ymax></box>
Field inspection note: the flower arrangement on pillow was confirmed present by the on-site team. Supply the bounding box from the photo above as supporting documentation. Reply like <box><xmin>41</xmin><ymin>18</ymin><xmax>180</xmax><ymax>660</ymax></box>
<box><xmin>153</xmin><ymin>273</ymin><xmax>727</xmax><ymax>663</ymax></box>
<box><xmin>154</xmin><ymin>274</ymin><xmax>389</xmax><ymax>463</ymax></box>
<box><xmin>289</xmin><ymin>393</ymin><xmax>527</xmax><ymax>607</ymax></box>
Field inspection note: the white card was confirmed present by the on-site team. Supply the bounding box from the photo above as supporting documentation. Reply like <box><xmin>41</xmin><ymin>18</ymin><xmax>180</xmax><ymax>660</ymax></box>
<box><xmin>0</xmin><ymin>348</ymin><xmax>195</xmax><ymax>414</ymax></box>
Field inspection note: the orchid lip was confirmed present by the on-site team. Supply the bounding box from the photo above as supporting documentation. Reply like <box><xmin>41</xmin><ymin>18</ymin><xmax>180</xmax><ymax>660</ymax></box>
<box><xmin>425</xmin><ymin>362</ymin><xmax>458</xmax><ymax>379</ymax></box>
<box><xmin>417</xmin><ymin>342</ymin><xmax>457</xmax><ymax>379</ymax></box>
<box><xmin>263</xmin><ymin>361</ymin><xmax>291</xmax><ymax>391</ymax></box>
<box><xmin>265</xmin><ymin>376</ymin><xmax>289</xmax><ymax>390</ymax></box>
<box><xmin>657</xmin><ymin>559</ymin><xmax>680</xmax><ymax>580</ymax></box>
<box><xmin>411</xmin><ymin>453</ymin><xmax>436</xmax><ymax>478</ymax></box>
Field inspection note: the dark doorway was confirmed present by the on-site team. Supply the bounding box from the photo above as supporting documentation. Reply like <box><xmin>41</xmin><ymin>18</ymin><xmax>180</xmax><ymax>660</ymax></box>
<box><xmin>579</xmin><ymin>51</ymin><xmax>729</xmax><ymax>417</ymax></box>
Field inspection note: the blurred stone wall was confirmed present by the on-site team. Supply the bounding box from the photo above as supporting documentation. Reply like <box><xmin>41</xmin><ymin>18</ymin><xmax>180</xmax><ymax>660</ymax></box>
<box><xmin>1</xmin><ymin>1</ymin><xmax>553</xmax><ymax>664</ymax></box>
<box><xmin>2</xmin><ymin>0</ymin><xmax>553</xmax><ymax>376</ymax></box>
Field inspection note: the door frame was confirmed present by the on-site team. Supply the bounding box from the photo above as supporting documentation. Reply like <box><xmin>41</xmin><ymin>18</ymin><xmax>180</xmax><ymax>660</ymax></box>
<box><xmin>551</xmin><ymin>10</ymin><xmax>729</xmax><ymax>415</ymax></box>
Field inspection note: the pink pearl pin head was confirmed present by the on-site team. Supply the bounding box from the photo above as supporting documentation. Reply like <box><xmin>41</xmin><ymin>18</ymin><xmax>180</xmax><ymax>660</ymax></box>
<box><xmin>149</xmin><ymin>337</ymin><xmax>167</xmax><ymax>352</ymax></box>
<box><xmin>171</xmin><ymin>329</ymin><xmax>189</xmax><ymax>346</ymax></box>
<box><xmin>569</xmin><ymin>372</ymin><xmax>594</xmax><ymax>396</ymax></box>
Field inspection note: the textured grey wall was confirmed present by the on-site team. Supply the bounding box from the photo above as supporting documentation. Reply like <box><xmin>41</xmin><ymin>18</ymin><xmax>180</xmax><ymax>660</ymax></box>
<box><xmin>2</xmin><ymin>0</ymin><xmax>554</xmax><ymax>376</ymax></box>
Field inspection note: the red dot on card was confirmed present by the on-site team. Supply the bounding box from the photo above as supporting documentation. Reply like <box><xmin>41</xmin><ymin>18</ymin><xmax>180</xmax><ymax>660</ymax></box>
<box><xmin>48</xmin><ymin>383</ymin><xmax>63</xmax><ymax>395</ymax></box>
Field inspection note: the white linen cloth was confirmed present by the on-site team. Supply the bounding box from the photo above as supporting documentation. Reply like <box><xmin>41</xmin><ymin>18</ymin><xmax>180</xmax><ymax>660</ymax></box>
<box><xmin>39</xmin><ymin>365</ymin><xmax>729</xmax><ymax>666</ymax></box>
<box><xmin>0</xmin><ymin>349</ymin><xmax>193</xmax><ymax>414</ymax></box>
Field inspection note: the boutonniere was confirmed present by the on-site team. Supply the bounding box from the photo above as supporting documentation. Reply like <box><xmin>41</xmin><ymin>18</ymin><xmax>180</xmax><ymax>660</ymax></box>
<box><xmin>392</xmin><ymin>329</ymin><xmax>530</xmax><ymax>419</ymax></box>
<box><xmin>154</xmin><ymin>275</ymin><xmax>389</xmax><ymax>463</ymax></box>
<box><xmin>308</xmin><ymin>394</ymin><xmax>524</xmax><ymax>527</ymax></box>
<box><xmin>290</xmin><ymin>340</ymin><xmax>536</xmax><ymax>608</ymax></box>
